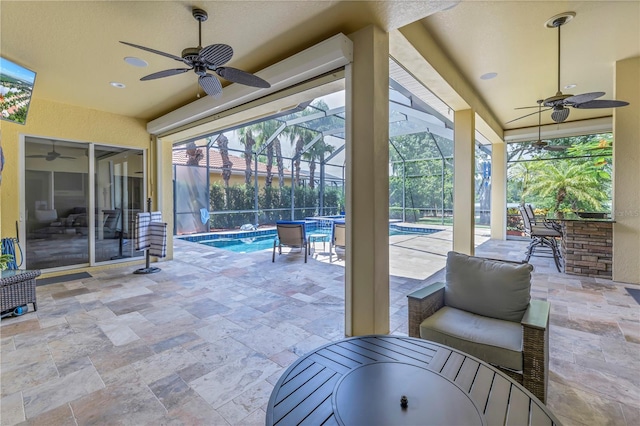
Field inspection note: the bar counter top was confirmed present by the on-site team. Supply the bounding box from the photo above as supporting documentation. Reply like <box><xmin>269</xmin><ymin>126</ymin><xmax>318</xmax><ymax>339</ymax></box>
<box><xmin>547</xmin><ymin>213</ymin><xmax>615</xmax><ymax>223</ymax></box>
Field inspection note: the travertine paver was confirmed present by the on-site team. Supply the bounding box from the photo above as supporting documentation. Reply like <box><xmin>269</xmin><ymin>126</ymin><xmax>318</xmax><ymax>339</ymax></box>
<box><xmin>0</xmin><ymin>235</ymin><xmax>638</xmax><ymax>425</ymax></box>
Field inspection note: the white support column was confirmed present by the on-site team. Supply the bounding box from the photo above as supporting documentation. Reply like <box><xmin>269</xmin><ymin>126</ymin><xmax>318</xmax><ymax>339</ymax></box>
<box><xmin>613</xmin><ymin>57</ymin><xmax>640</xmax><ymax>284</ymax></box>
<box><xmin>453</xmin><ymin>109</ymin><xmax>475</xmax><ymax>255</ymax></box>
<box><xmin>491</xmin><ymin>141</ymin><xmax>507</xmax><ymax>240</ymax></box>
<box><xmin>345</xmin><ymin>25</ymin><xmax>390</xmax><ymax>336</ymax></box>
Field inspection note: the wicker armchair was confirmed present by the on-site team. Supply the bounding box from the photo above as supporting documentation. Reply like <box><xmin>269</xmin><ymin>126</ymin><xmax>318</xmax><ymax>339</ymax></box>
<box><xmin>407</xmin><ymin>252</ymin><xmax>550</xmax><ymax>403</ymax></box>
<box><xmin>1</xmin><ymin>269</ymin><xmax>40</xmax><ymax>314</ymax></box>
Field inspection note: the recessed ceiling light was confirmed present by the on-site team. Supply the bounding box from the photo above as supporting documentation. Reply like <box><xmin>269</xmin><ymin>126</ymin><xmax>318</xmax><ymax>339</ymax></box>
<box><xmin>110</xmin><ymin>82</ymin><xmax>126</xmax><ymax>89</ymax></box>
<box><xmin>124</xmin><ymin>56</ymin><xmax>148</xmax><ymax>67</ymax></box>
<box><xmin>480</xmin><ymin>72</ymin><xmax>498</xmax><ymax>80</ymax></box>
<box><xmin>564</xmin><ymin>83</ymin><xmax>577</xmax><ymax>89</ymax></box>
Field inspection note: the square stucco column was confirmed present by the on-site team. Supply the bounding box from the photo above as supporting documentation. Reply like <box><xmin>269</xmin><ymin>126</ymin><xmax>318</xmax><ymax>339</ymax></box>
<box><xmin>453</xmin><ymin>109</ymin><xmax>475</xmax><ymax>255</ymax></box>
<box><xmin>490</xmin><ymin>141</ymin><xmax>507</xmax><ymax>240</ymax></box>
<box><xmin>613</xmin><ymin>57</ymin><xmax>640</xmax><ymax>284</ymax></box>
<box><xmin>345</xmin><ymin>26</ymin><xmax>390</xmax><ymax>336</ymax></box>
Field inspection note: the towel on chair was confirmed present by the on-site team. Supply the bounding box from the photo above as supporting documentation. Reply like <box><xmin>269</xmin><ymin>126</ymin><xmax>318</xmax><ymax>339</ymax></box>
<box><xmin>135</xmin><ymin>212</ymin><xmax>151</xmax><ymax>250</ymax></box>
<box><xmin>151</xmin><ymin>211</ymin><xmax>162</xmax><ymax>223</ymax></box>
<box><xmin>149</xmin><ymin>222</ymin><xmax>167</xmax><ymax>258</ymax></box>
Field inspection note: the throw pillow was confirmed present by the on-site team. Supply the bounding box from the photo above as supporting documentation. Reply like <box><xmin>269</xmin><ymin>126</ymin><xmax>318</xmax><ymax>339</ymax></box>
<box><xmin>444</xmin><ymin>251</ymin><xmax>533</xmax><ymax>322</ymax></box>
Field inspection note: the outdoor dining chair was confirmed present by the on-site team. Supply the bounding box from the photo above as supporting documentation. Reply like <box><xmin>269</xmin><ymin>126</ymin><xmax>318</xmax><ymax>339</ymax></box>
<box><xmin>519</xmin><ymin>205</ymin><xmax>563</xmax><ymax>272</ymax></box>
<box><xmin>273</xmin><ymin>221</ymin><xmax>307</xmax><ymax>263</ymax></box>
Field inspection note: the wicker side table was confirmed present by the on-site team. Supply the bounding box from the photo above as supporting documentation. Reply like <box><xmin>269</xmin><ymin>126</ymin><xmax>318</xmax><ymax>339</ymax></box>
<box><xmin>1</xmin><ymin>270</ymin><xmax>41</xmax><ymax>313</ymax></box>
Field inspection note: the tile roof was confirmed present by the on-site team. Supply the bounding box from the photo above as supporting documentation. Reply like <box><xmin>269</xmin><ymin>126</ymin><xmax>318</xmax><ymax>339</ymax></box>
<box><xmin>172</xmin><ymin>148</ymin><xmax>288</xmax><ymax>175</ymax></box>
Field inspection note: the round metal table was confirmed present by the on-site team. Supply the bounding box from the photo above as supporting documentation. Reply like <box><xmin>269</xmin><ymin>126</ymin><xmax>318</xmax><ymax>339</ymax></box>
<box><xmin>266</xmin><ymin>335</ymin><xmax>561</xmax><ymax>426</ymax></box>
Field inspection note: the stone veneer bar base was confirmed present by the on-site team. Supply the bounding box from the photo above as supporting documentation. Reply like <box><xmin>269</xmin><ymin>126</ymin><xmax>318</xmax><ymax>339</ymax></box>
<box><xmin>561</xmin><ymin>221</ymin><xmax>613</xmax><ymax>278</ymax></box>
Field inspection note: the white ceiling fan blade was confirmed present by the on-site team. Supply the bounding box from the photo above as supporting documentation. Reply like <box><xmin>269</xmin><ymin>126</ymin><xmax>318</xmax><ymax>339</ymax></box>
<box><xmin>140</xmin><ymin>68</ymin><xmax>192</xmax><ymax>81</ymax></box>
<box><xmin>200</xmin><ymin>44</ymin><xmax>233</xmax><ymax>67</ymax></box>
<box><xmin>544</xmin><ymin>145</ymin><xmax>568</xmax><ymax>151</ymax></box>
<box><xmin>120</xmin><ymin>41</ymin><xmax>186</xmax><ymax>64</ymax></box>
<box><xmin>573</xmin><ymin>99</ymin><xmax>630</xmax><ymax>109</ymax></box>
<box><xmin>216</xmin><ymin>67</ymin><xmax>271</xmax><ymax>88</ymax></box>
<box><xmin>563</xmin><ymin>92</ymin><xmax>605</xmax><ymax>105</ymax></box>
<box><xmin>505</xmin><ymin>108</ymin><xmax>551</xmax><ymax>124</ymax></box>
<box><xmin>198</xmin><ymin>74</ymin><xmax>223</xmax><ymax>98</ymax></box>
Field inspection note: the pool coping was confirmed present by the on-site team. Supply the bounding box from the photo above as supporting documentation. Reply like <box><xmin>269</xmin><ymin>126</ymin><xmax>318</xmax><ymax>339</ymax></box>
<box><xmin>177</xmin><ymin>221</ymin><xmax>442</xmax><ymax>243</ymax></box>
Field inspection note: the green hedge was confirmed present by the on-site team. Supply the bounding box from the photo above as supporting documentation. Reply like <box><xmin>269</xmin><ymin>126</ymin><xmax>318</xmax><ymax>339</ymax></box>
<box><xmin>209</xmin><ymin>183</ymin><xmax>343</xmax><ymax>229</ymax></box>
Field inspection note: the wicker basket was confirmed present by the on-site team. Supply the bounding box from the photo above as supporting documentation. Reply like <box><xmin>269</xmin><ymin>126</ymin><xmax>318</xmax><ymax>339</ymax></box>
<box><xmin>1</xmin><ymin>270</ymin><xmax>41</xmax><ymax>313</ymax></box>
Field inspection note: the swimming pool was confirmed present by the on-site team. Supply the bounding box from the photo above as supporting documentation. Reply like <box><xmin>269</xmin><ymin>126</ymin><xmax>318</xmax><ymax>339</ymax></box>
<box><xmin>181</xmin><ymin>225</ymin><xmax>439</xmax><ymax>254</ymax></box>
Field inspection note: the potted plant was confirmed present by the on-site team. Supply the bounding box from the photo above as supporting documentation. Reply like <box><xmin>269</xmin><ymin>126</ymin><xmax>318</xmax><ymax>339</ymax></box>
<box><xmin>0</xmin><ymin>253</ymin><xmax>14</xmax><ymax>271</ymax></box>
<box><xmin>507</xmin><ymin>227</ymin><xmax>523</xmax><ymax>236</ymax></box>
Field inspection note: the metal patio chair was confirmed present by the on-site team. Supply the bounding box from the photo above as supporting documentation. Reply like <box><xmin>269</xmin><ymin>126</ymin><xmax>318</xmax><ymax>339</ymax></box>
<box><xmin>519</xmin><ymin>205</ymin><xmax>563</xmax><ymax>272</ymax></box>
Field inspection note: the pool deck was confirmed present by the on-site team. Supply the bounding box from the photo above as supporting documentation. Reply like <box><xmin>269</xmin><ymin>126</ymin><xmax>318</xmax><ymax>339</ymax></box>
<box><xmin>305</xmin><ymin>224</ymin><xmax>491</xmax><ymax>281</ymax></box>
<box><xmin>1</xmin><ymin>231</ymin><xmax>638</xmax><ymax>425</ymax></box>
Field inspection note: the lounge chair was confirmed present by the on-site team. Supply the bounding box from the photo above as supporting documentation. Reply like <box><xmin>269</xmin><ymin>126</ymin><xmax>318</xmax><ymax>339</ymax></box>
<box><xmin>330</xmin><ymin>219</ymin><xmax>346</xmax><ymax>263</ymax></box>
<box><xmin>273</xmin><ymin>221</ymin><xmax>307</xmax><ymax>263</ymax></box>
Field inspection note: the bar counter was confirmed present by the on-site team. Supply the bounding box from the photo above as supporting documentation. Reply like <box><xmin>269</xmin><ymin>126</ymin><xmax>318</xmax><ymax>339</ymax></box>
<box><xmin>551</xmin><ymin>214</ymin><xmax>614</xmax><ymax>278</ymax></box>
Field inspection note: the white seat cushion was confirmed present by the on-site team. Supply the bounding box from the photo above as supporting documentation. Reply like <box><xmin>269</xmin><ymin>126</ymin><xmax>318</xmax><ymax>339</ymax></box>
<box><xmin>420</xmin><ymin>306</ymin><xmax>523</xmax><ymax>371</ymax></box>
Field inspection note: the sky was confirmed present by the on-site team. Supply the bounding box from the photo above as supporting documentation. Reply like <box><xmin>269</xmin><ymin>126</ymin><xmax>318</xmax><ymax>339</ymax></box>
<box><xmin>0</xmin><ymin>57</ymin><xmax>36</xmax><ymax>84</ymax></box>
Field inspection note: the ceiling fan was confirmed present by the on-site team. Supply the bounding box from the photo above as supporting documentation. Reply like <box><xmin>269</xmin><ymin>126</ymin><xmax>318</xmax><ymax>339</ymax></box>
<box><xmin>120</xmin><ymin>7</ymin><xmax>270</xmax><ymax>98</ymax></box>
<box><xmin>531</xmin><ymin>100</ymin><xmax>567</xmax><ymax>152</ymax></box>
<box><xmin>26</xmin><ymin>141</ymin><xmax>76</xmax><ymax>161</ymax></box>
<box><xmin>508</xmin><ymin>12</ymin><xmax>629</xmax><ymax>125</ymax></box>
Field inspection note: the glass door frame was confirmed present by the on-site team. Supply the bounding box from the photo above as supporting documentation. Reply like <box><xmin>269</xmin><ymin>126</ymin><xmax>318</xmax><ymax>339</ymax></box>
<box><xmin>18</xmin><ymin>134</ymin><xmax>146</xmax><ymax>272</ymax></box>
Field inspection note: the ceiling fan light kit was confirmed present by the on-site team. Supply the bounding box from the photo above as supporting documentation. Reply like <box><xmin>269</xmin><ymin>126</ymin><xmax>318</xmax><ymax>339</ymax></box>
<box><xmin>120</xmin><ymin>7</ymin><xmax>270</xmax><ymax>98</ymax></box>
<box><xmin>531</xmin><ymin>99</ymin><xmax>568</xmax><ymax>152</ymax></box>
<box><xmin>509</xmin><ymin>11</ymin><xmax>629</xmax><ymax>125</ymax></box>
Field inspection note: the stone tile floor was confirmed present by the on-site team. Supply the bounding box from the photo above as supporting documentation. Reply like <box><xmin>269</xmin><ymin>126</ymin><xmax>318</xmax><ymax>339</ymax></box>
<box><xmin>1</xmin><ymin>234</ymin><xmax>639</xmax><ymax>425</ymax></box>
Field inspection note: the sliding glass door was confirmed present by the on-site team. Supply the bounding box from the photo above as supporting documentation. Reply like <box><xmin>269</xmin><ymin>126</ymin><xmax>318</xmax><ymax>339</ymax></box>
<box><xmin>94</xmin><ymin>146</ymin><xmax>145</xmax><ymax>262</ymax></box>
<box><xmin>24</xmin><ymin>137</ymin><xmax>144</xmax><ymax>270</ymax></box>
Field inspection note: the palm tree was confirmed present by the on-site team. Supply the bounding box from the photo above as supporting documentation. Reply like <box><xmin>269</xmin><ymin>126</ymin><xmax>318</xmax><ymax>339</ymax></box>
<box><xmin>238</xmin><ymin>128</ymin><xmax>256</xmax><ymax>185</ymax></box>
<box><xmin>214</xmin><ymin>134</ymin><xmax>233</xmax><ymax>188</ymax></box>
<box><xmin>289</xmin><ymin>129</ymin><xmax>313</xmax><ymax>185</ymax></box>
<box><xmin>507</xmin><ymin>162</ymin><xmax>535</xmax><ymax>205</ymax></box>
<box><xmin>524</xmin><ymin>161</ymin><xmax>607</xmax><ymax>213</ymax></box>
<box><xmin>302</xmin><ymin>140</ymin><xmax>334</xmax><ymax>189</ymax></box>
<box><xmin>273</xmin><ymin>136</ymin><xmax>285</xmax><ymax>188</ymax></box>
<box><xmin>251</xmin><ymin>120</ymin><xmax>279</xmax><ymax>188</ymax></box>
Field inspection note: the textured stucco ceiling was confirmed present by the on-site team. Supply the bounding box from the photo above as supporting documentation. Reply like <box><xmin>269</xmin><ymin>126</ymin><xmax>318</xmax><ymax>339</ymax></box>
<box><xmin>2</xmin><ymin>1</ymin><xmax>637</xmax><ymax>131</ymax></box>
<box><xmin>1</xmin><ymin>0</ymin><xmax>450</xmax><ymax>121</ymax></box>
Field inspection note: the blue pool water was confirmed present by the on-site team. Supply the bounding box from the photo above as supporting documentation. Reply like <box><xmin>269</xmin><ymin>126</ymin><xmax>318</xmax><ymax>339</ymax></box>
<box><xmin>186</xmin><ymin>225</ymin><xmax>438</xmax><ymax>254</ymax></box>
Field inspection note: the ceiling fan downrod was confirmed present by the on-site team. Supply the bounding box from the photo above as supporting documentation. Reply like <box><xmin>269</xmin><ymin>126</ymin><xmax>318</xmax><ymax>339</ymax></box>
<box><xmin>193</xmin><ymin>8</ymin><xmax>208</xmax><ymax>49</ymax></box>
<box><xmin>555</xmin><ymin>17</ymin><xmax>563</xmax><ymax>95</ymax></box>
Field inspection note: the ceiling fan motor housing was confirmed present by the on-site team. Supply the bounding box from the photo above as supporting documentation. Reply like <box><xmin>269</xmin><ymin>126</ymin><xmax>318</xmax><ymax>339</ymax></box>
<box><xmin>194</xmin><ymin>65</ymin><xmax>208</xmax><ymax>77</ymax></box>
<box><xmin>181</xmin><ymin>47</ymin><xmax>201</xmax><ymax>63</ymax></box>
<box><xmin>543</xmin><ymin>92</ymin><xmax>573</xmax><ymax>107</ymax></box>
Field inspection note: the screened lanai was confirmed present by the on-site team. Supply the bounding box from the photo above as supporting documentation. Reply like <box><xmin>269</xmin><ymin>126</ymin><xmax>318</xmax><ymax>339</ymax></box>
<box><xmin>171</xmin><ymin>58</ymin><xmax>493</xmax><ymax>236</ymax></box>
